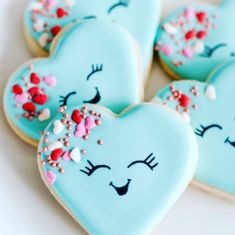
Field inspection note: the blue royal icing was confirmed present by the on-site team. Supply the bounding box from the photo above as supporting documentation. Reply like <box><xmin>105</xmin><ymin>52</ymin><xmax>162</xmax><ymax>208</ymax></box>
<box><xmin>25</xmin><ymin>0</ymin><xmax>161</xmax><ymax>74</ymax></box>
<box><xmin>156</xmin><ymin>60</ymin><xmax>235</xmax><ymax>198</ymax></box>
<box><xmin>38</xmin><ymin>103</ymin><xmax>198</xmax><ymax>235</ymax></box>
<box><xmin>155</xmin><ymin>0</ymin><xmax>235</xmax><ymax>81</ymax></box>
<box><xmin>4</xmin><ymin>20</ymin><xmax>143</xmax><ymax>145</ymax></box>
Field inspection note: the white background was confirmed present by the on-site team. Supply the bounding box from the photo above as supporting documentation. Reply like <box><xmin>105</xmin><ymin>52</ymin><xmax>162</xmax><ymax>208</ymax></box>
<box><xmin>1</xmin><ymin>0</ymin><xmax>235</xmax><ymax>234</ymax></box>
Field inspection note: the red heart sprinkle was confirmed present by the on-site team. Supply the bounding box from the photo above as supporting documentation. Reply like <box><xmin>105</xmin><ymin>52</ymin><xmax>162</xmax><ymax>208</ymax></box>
<box><xmin>196</xmin><ymin>12</ymin><xmax>207</xmax><ymax>24</ymax></box>
<box><xmin>51</xmin><ymin>25</ymin><xmax>62</xmax><ymax>36</ymax></box>
<box><xmin>72</xmin><ymin>110</ymin><xmax>83</xmax><ymax>124</ymax></box>
<box><xmin>51</xmin><ymin>148</ymin><xmax>64</xmax><ymax>161</ymax></box>
<box><xmin>56</xmin><ymin>8</ymin><xmax>68</xmax><ymax>18</ymax></box>
<box><xmin>32</xmin><ymin>94</ymin><xmax>48</xmax><ymax>105</ymax></box>
<box><xmin>12</xmin><ymin>84</ymin><xmax>23</xmax><ymax>95</ymax></box>
<box><xmin>185</xmin><ymin>29</ymin><xmax>196</xmax><ymax>40</ymax></box>
<box><xmin>23</xmin><ymin>102</ymin><xmax>36</xmax><ymax>112</ymax></box>
<box><xmin>28</xmin><ymin>87</ymin><xmax>43</xmax><ymax>96</ymax></box>
<box><xmin>30</xmin><ymin>73</ymin><xmax>41</xmax><ymax>84</ymax></box>
<box><xmin>197</xmin><ymin>30</ymin><xmax>208</xmax><ymax>39</ymax></box>
<box><xmin>179</xmin><ymin>94</ymin><xmax>191</xmax><ymax>108</ymax></box>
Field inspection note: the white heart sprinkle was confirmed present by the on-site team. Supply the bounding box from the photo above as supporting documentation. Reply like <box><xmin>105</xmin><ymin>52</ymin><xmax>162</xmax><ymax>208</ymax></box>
<box><xmin>70</xmin><ymin>148</ymin><xmax>81</xmax><ymax>163</ymax></box>
<box><xmin>163</xmin><ymin>23</ymin><xmax>178</xmax><ymax>35</ymax></box>
<box><xmin>38</xmin><ymin>108</ymin><xmax>51</xmax><ymax>122</ymax></box>
<box><xmin>33</xmin><ymin>19</ymin><xmax>45</xmax><ymax>32</ymax></box>
<box><xmin>38</xmin><ymin>33</ymin><xmax>49</xmax><ymax>48</ymax></box>
<box><xmin>29</xmin><ymin>2</ymin><xmax>43</xmax><ymax>10</ymax></box>
<box><xmin>64</xmin><ymin>0</ymin><xmax>75</xmax><ymax>7</ymax></box>
<box><xmin>205</xmin><ymin>85</ymin><xmax>216</xmax><ymax>100</ymax></box>
<box><xmin>48</xmin><ymin>141</ymin><xmax>62</xmax><ymax>151</ymax></box>
<box><xmin>181</xmin><ymin>112</ymin><xmax>191</xmax><ymax>123</ymax></box>
<box><xmin>192</xmin><ymin>41</ymin><xmax>205</xmax><ymax>54</ymax></box>
<box><xmin>53</xmin><ymin>120</ymin><xmax>64</xmax><ymax>135</ymax></box>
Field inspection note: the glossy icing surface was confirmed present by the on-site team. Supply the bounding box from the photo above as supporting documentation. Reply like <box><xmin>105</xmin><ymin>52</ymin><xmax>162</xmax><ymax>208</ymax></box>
<box><xmin>25</xmin><ymin>0</ymin><xmax>161</xmax><ymax>72</ymax></box>
<box><xmin>157</xmin><ymin>60</ymin><xmax>235</xmax><ymax>197</ymax></box>
<box><xmin>4</xmin><ymin>20</ymin><xmax>143</xmax><ymax>143</ymax></box>
<box><xmin>38</xmin><ymin>103</ymin><xmax>198</xmax><ymax>235</ymax></box>
<box><xmin>156</xmin><ymin>0</ymin><xmax>235</xmax><ymax>81</ymax></box>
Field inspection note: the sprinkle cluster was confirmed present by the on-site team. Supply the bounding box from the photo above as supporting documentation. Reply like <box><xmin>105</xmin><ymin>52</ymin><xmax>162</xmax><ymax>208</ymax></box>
<box><xmin>38</xmin><ymin>105</ymin><xmax>104</xmax><ymax>185</ymax></box>
<box><xmin>162</xmin><ymin>83</ymin><xmax>217</xmax><ymax>123</ymax></box>
<box><xmin>30</xmin><ymin>0</ymin><xmax>76</xmax><ymax>49</ymax></box>
<box><xmin>156</xmin><ymin>7</ymin><xmax>218</xmax><ymax>67</ymax></box>
<box><xmin>11</xmin><ymin>64</ymin><xmax>57</xmax><ymax>122</ymax></box>
<box><xmin>162</xmin><ymin>84</ymin><xmax>201</xmax><ymax>122</ymax></box>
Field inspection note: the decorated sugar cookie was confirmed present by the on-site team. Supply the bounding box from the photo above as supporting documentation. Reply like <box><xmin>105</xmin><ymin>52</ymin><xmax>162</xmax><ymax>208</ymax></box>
<box><xmin>25</xmin><ymin>0</ymin><xmax>161</xmax><ymax>74</ymax></box>
<box><xmin>155</xmin><ymin>0</ymin><xmax>235</xmax><ymax>81</ymax></box>
<box><xmin>37</xmin><ymin>103</ymin><xmax>198</xmax><ymax>235</ymax></box>
<box><xmin>4</xmin><ymin>20</ymin><xmax>143</xmax><ymax>147</ymax></box>
<box><xmin>156</xmin><ymin>60</ymin><xmax>235</xmax><ymax>200</ymax></box>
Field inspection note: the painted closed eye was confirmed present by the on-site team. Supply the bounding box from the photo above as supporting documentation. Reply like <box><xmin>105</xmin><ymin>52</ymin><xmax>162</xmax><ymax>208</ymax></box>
<box><xmin>108</xmin><ymin>0</ymin><xmax>131</xmax><ymax>14</ymax></box>
<box><xmin>80</xmin><ymin>160</ymin><xmax>111</xmax><ymax>176</ymax></box>
<box><xmin>195</xmin><ymin>124</ymin><xmax>223</xmax><ymax>138</ymax></box>
<box><xmin>59</xmin><ymin>91</ymin><xmax>77</xmax><ymax>107</ymax></box>
<box><xmin>225</xmin><ymin>137</ymin><xmax>235</xmax><ymax>148</ymax></box>
<box><xmin>86</xmin><ymin>64</ymin><xmax>103</xmax><ymax>81</ymax></box>
<box><xmin>83</xmin><ymin>15</ymin><xmax>97</xmax><ymax>20</ymax></box>
<box><xmin>199</xmin><ymin>43</ymin><xmax>227</xmax><ymax>58</ymax></box>
<box><xmin>127</xmin><ymin>153</ymin><xmax>159</xmax><ymax>171</ymax></box>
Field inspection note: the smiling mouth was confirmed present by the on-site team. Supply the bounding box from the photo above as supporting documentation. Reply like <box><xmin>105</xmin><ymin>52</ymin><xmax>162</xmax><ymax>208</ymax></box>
<box><xmin>83</xmin><ymin>87</ymin><xmax>101</xmax><ymax>104</ymax></box>
<box><xmin>109</xmin><ymin>179</ymin><xmax>131</xmax><ymax>196</ymax></box>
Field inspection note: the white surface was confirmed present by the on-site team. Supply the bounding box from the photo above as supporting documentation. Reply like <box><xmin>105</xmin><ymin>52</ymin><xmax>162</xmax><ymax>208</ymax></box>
<box><xmin>1</xmin><ymin>0</ymin><xmax>235</xmax><ymax>234</ymax></box>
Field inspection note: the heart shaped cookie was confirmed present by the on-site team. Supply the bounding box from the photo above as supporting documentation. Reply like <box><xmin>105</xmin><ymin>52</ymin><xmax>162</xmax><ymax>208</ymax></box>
<box><xmin>156</xmin><ymin>60</ymin><xmax>235</xmax><ymax>200</ymax></box>
<box><xmin>4</xmin><ymin>20</ymin><xmax>143</xmax><ymax>146</ymax></box>
<box><xmin>37</xmin><ymin>103</ymin><xmax>198</xmax><ymax>235</ymax></box>
<box><xmin>155</xmin><ymin>0</ymin><xmax>235</xmax><ymax>81</ymax></box>
<box><xmin>25</xmin><ymin>0</ymin><xmax>161</xmax><ymax>75</ymax></box>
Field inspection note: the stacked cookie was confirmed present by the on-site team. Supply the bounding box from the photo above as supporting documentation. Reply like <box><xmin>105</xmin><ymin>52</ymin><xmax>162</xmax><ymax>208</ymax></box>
<box><xmin>3</xmin><ymin>0</ymin><xmax>235</xmax><ymax>234</ymax></box>
<box><xmin>155</xmin><ymin>0</ymin><xmax>235</xmax><ymax>200</ymax></box>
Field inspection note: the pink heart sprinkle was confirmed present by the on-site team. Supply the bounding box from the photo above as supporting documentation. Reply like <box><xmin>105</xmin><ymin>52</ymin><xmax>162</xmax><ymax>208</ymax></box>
<box><xmin>75</xmin><ymin>123</ymin><xmax>86</xmax><ymax>138</ymax></box>
<box><xmin>160</xmin><ymin>44</ymin><xmax>174</xmax><ymax>56</ymax></box>
<box><xmin>62</xmin><ymin>151</ymin><xmax>71</xmax><ymax>161</ymax></box>
<box><xmin>182</xmin><ymin>47</ymin><xmax>193</xmax><ymax>58</ymax></box>
<box><xmin>45</xmin><ymin>0</ymin><xmax>58</xmax><ymax>11</ymax></box>
<box><xmin>46</xmin><ymin>170</ymin><xmax>56</xmax><ymax>185</ymax></box>
<box><xmin>15</xmin><ymin>93</ymin><xmax>28</xmax><ymax>104</ymax></box>
<box><xmin>185</xmin><ymin>7</ymin><xmax>195</xmax><ymax>19</ymax></box>
<box><xmin>43</xmin><ymin>75</ymin><xmax>57</xmax><ymax>87</ymax></box>
<box><xmin>85</xmin><ymin>116</ymin><xmax>96</xmax><ymax>130</ymax></box>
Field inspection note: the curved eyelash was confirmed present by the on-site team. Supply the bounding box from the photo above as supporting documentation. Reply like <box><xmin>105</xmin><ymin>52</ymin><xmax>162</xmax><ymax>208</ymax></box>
<box><xmin>199</xmin><ymin>43</ymin><xmax>227</xmax><ymax>58</ymax></box>
<box><xmin>195</xmin><ymin>124</ymin><xmax>222</xmax><ymax>138</ymax></box>
<box><xmin>127</xmin><ymin>153</ymin><xmax>158</xmax><ymax>171</ymax></box>
<box><xmin>59</xmin><ymin>91</ymin><xmax>77</xmax><ymax>107</ymax></box>
<box><xmin>87</xmin><ymin>64</ymin><xmax>103</xmax><ymax>81</ymax></box>
<box><xmin>80</xmin><ymin>160</ymin><xmax>111</xmax><ymax>176</ymax></box>
<box><xmin>108</xmin><ymin>0</ymin><xmax>130</xmax><ymax>14</ymax></box>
